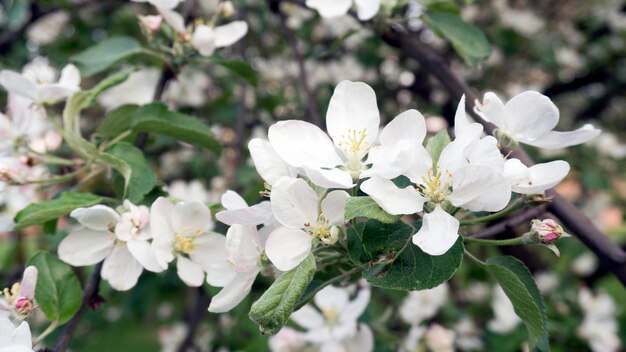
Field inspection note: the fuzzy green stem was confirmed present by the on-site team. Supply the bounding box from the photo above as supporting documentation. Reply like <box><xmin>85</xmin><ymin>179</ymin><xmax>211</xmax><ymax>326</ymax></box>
<box><xmin>460</xmin><ymin>198</ymin><xmax>525</xmax><ymax>226</ymax></box>
<box><xmin>463</xmin><ymin>236</ymin><xmax>526</xmax><ymax>246</ymax></box>
<box><xmin>463</xmin><ymin>249</ymin><xmax>486</xmax><ymax>266</ymax></box>
<box><xmin>32</xmin><ymin>320</ymin><xmax>59</xmax><ymax>346</ymax></box>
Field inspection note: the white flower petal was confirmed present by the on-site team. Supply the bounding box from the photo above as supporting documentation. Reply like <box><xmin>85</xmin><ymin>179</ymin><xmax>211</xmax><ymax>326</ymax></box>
<box><xmin>0</xmin><ymin>70</ymin><xmax>38</xmax><ymax>101</ymax></box>
<box><xmin>503</xmin><ymin>91</ymin><xmax>559</xmax><ymax>140</ymax></box>
<box><xmin>225</xmin><ymin>224</ymin><xmax>261</xmax><ymax>272</ymax></box>
<box><xmin>360</xmin><ymin>177</ymin><xmax>425</xmax><ymax>215</ymax></box>
<box><xmin>249</xmin><ymin>138</ymin><xmax>296</xmax><ymax>186</ymax></box>
<box><xmin>447</xmin><ymin>165</ymin><xmax>511</xmax><ymax>212</ymax></box>
<box><xmin>412</xmin><ymin>206</ymin><xmax>459</xmax><ymax>256</ymax></box>
<box><xmin>269</xmin><ymin>120</ymin><xmax>344</xmax><ymax>168</ymax></box>
<box><xmin>208</xmin><ymin>271</ymin><xmax>258</xmax><ymax>313</ymax></box>
<box><xmin>503</xmin><ymin>158</ymin><xmax>530</xmax><ymax>186</ymax></box>
<box><xmin>355</xmin><ymin>0</ymin><xmax>381</xmax><ymax>20</ymax></box>
<box><xmin>216</xmin><ymin>201</ymin><xmax>273</xmax><ymax>226</ymax></box>
<box><xmin>326</xmin><ymin>80</ymin><xmax>380</xmax><ymax>151</ymax></box>
<box><xmin>101</xmin><ymin>245</ymin><xmax>143</xmax><ymax>291</ymax></box>
<box><xmin>158</xmin><ymin>7</ymin><xmax>186</xmax><ymax>33</ymax></box>
<box><xmin>363</xmin><ymin>139</ymin><xmax>417</xmax><ymax>179</ymax></box>
<box><xmin>38</xmin><ymin>85</ymin><xmax>77</xmax><ymax>104</ymax></box>
<box><xmin>306</xmin><ymin>0</ymin><xmax>352</xmax><ymax>18</ymax></box>
<box><xmin>176</xmin><ymin>255</ymin><xmax>205</xmax><ymax>287</ymax></box>
<box><xmin>321</xmin><ymin>191</ymin><xmax>349</xmax><ymax>226</ymax></box>
<box><xmin>380</xmin><ymin>109</ymin><xmax>426</xmax><ymax>147</ymax></box>
<box><xmin>57</xmin><ymin>64</ymin><xmax>81</xmax><ymax>90</ymax></box>
<box><xmin>190</xmin><ymin>233</ymin><xmax>236</xmax><ymax>286</ymax></box>
<box><xmin>214</xmin><ymin>21</ymin><xmax>248</xmax><ymax>47</ymax></box>
<box><xmin>127</xmin><ymin>239</ymin><xmax>165</xmax><ymax>272</ymax></box>
<box><xmin>270</xmin><ymin>177</ymin><xmax>319</xmax><ymax>228</ymax></box>
<box><xmin>172</xmin><ymin>200</ymin><xmax>213</xmax><ymax>235</ymax></box>
<box><xmin>265</xmin><ymin>227</ymin><xmax>313</xmax><ymax>271</ymax></box>
<box><xmin>314</xmin><ymin>285</ymin><xmax>350</xmax><ymax>312</ymax></box>
<box><xmin>70</xmin><ymin>205</ymin><xmax>119</xmax><ymax>231</ymax></box>
<box><xmin>302</xmin><ymin>166</ymin><xmax>354</xmax><ymax>189</ymax></box>
<box><xmin>524</xmin><ymin>124</ymin><xmax>601</xmax><ymax>149</ymax></box>
<box><xmin>150</xmin><ymin>197</ymin><xmax>175</xmax><ymax>245</ymax></box>
<box><xmin>474</xmin><ymin>92</ymin><xmax>505</xmax><ymax>127</ymax></box>
<box><xmin>291</xmin><ymin>305</ymin><xmax>325</xmax><ymax>330</ymax></box>
<box><xmin>58</xmin><ymin>229</ymin><xmax>114</xmax><ymax>266</ymax></box>
<box><xmin>191</xmin><ymin>25</ymin><xmax>216</xmax><ymax>56</ymax></box>
<box><xmin>220</xmin><ymin>189</ymin><xmax>248</xmax><ymax>210</ymax></box>
<box><xmin>512</xmin><ymin>160</ymin><xmax>570</xmax><ymax>194</ymax></box>
<box><xmin>339</xmin><ymin>287</ymin><xmax>370</xmax><ymax>323</ymax></box>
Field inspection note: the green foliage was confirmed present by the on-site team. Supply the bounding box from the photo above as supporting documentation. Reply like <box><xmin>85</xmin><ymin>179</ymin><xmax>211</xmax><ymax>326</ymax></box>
<box><xmin>96</xmin><ymin>104</ymin><xmax>139</xmax><ymax>138</ymax></box>
<box><xmin>426</xmin><ymin>130</ymin><xmax>451</xmax><ymax>163</ymax></box>
<box><xmin>13</xmin><ymin>192</ymin><xmax>103</xmax><ymax>230</ymax></box>
<box><xmin>485</xmin><ymin>256</ymin><xmax>550</xmax><ymax>352</ymax></box>
<box><xmin>210</xmin><ymin>58</ymin><xmax>259</xmax><ymax>85</ymax></box>
<box><xmin>344</xmin><ymin>196</ymin><xmax>399</xmax><ymax>224</ymax></box>
<box><xmin>107</xmin><ymin>142</ymin><xmax>157</xmax><ymax>203</ymax></box>
<box><xmin>249</xmin><ymin>254</ymin><xmax>316</xmax><ymax>335</ymax></box>
<box><xmin>348</xmin><ymin>220</ymin><xmax>463</xmax><ymax>290</ymax></box>
<box><xmin>71</xmin><ymin>37</ymin><xmax>142</xmax><ymax>76</ymax></box>
<box><xmin>424</xmin><ymin>10</ymin><xmax>491</xmax><ymax>65</ymax></box>
<box><xmin>131</xmin><ymin>103</ymin><xmax>222</xmax><ymax>154</ymax></box>
<box><xmin>27</xmin><ymin>252</ymin><xmax>82</xmax><ymax>324</ymax></box>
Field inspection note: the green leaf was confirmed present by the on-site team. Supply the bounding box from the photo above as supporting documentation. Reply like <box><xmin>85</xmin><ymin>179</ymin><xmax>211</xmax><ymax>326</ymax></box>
<box><xmin>14</xmin><ymin>192</ymin><xmax>103</xmax><ymax>230</ymax></box>
<box><xmin>131</xmin><ymin>103</ymin><xmax>222</xmax><ymax>154</ymax></box>
<box><xmin>107</xmin><ymin>142</ymin><xmax>157</xmax><ymax>203</ymax></box>
<box><xmin>211</xmin><ymin>58</ymin><xmax>259</xmax><ymax>85</ymax></box>
<box><xmin>344</xmin><ymin>197</ymin><xmax>399</xmax><ymax>224</ymax></box>
<box><xmin>71</xmin><ymin>37</ymin><xmax>142</xmax><ymax>76</ymax></box>
<box><xmin>348</xmin><ymin>220</ymin><xmax>463</xmax><ymax>290</ymax></box>
<box><xmin>249</xmin><ymin>254</ymin><xmax>316</xmax><ymax>335</ymax></box>
<box><xmin>486</xmin><ymin>256</ymin><xmax>550</xmax><ymax>352</ymax></box>
<box><xmin>97</xmin><ymin>104</ymin><xmax>139</xmax><ymax>138</ymax></box>
<box><xmin>27</xmin><ymin>252</ymin><xmax>82</xmax><ymax>324</ymax></box>
<box><xmin>424</xmin><ymin>11</ymin><xmax>491</xmax><ymax>65</ymax></box>
<box><xmin>425</xmin><ymin>130</ymin><xmax>451</xmax><ymax>164</ymax></box>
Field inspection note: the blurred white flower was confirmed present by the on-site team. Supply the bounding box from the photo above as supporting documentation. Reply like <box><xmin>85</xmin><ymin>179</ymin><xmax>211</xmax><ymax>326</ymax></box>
<box><xmin>98</xmin><ymin>68</ymin><xmax>160</xmax><ymax>110</ymax></box>
<box><xmin>164</xmin><ymin>68</ymin><xmax>211</xmax><ymax>107</ymax></box>
<box><xmin>167</xmin><ymin>180</ymin><xmax>211</xmax><ymax>204</ymax></box>
<box><xmin>453</xmin><ymin>318</ymin><xmax>483</xmax><ymax>351</ymax></box>
<box><xmin>306</xmin><ymin>0</ymin><xmax>380</xmax><ymax>21</ymax></box>
<box><xmin>572</xmin><ymin>253</ymin><xmax>598</xmax><ymax>276</ymax></box>
<box><xmin>399</xmin><ymin>283</ymin><xmax>448</xmax><ymax>326</ymax></box>
<box><xmin>269</xmin><ymin>327</ymin><xmax>306</xmax><ymax>352</ymax></box>
<box><xmin>534</xmin><ymin>271</ymin><xmax>559</xmax><ymax>294</ymax></box>
<box><xmin>487</xmin><ymin>285</ymin><xmax>521</xmax><ymax>334</ymax></box>
<box><xmin>577</xmin><ymin>287</ymin><xmax>621</xmax><ymax>352</ymax></box>
<box><xmin>425</xmin><ymin>324</ymin><xmax>456</xmax><ymax>352</ymax></box>
<box><xmin>26</xmin><ymin>11</ymin><xmax>69</xmax><ymax>46</ymax></box>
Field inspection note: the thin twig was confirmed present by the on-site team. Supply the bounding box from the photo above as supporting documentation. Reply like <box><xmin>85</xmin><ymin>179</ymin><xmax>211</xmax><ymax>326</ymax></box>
<box><xmin>176</xmin><ymin>287</ymin><xmax>211</xmax><ymax>352</ymax></box>
<box><xmin>469</xmin><ymin>205</ymin><xmax>549</xmax><ymax>239</ymax></box>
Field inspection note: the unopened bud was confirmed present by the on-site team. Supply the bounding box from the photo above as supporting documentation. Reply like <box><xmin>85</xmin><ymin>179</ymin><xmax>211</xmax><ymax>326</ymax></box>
<box><xmin>218</xmin><ymin>1</ymin><xmax>236</xmax><ymax>18</ymax></box>
<box><xmin>139</xmin><ymin>15</ymin><xmax>163</xmax><ymax>34</ymax></box>
<box><xmin>531</xmin><ymin>219</ymin><xmax>568</xmax><ymax>243</ymax></box>
<box><xmin>15</xmin><ymin>297</ymin><xmax>33</xmax><ymax>316</ymax></box>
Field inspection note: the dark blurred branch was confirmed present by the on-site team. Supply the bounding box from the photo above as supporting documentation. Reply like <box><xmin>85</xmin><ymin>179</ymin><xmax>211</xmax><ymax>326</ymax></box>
<box><xmin>270</xmin><ymin>0</ymin><xmax>323</xmax><ymax>127</ymax></box>
<box><xmin>52</xmin><ymin>262</ymin><xmax>103</xmax><ymax>352</ymax></box>
<box><xmin>176</xmin><ymin>288</ymin><xmax>211</xmax><ymax>352</ymax></box>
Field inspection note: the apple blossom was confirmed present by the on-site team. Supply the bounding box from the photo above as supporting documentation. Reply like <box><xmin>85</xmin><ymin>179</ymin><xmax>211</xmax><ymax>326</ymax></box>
<box><xmin>306</xmin><ymin>0</ymin><xmax>381</xmax><ymax>21</ymax></box>
<box><xmin>191</xmin><ymin>21</ymin><xmax>249</xmax><ymax>57</ymax></box>
<box><xmin>215</xmin><ymin>190</ymin><xmax>274</xmax><ymax>227</ymax></box>
<box><xmin>0</xmin><ymin>316</ymin><xmax>33</xmax><ymax>352</ymax></box>
<box><xmin>265</xmin><ymin>177</ymin><xmax>349</xmax><ymax>271</ymax></box>
<box><xmin>58</xmin><ymin>201</ymin><xmax>163</xmax><ymax>291</ymax></box>
<box><xmin>474</xmin><ymin>91</ymin><xmax>600</xmax><ymax>149</ymax></box>
<box><xmin>269</xmin><ymin>327</ymin><xmax>306</xmax><ymax>352</ymax></box>
<box><xmin>577</xmin><ymin>287</ymin><xmax>621</xmax><ymax>352</ymax></box>
<box><xmin>503</xmin><ymin>158</ymin><xmax>570</xmax><ymax>194</ymax></box>
<box><xmin>361</xmin><ymin>98</ymin><xmax>511</xmax><ymax>255</ymax></box>
<box><xmin>0</xmin><ymin>266</ymin><xmax>37</xmax><ymax>319</ymax></box>
<box><xmin>290</xmin><ymin>284</ymin><xmax>373</xmax><ymax>351</ymax></box>
<box><xmin>248</xmin><ymin>138</ymin><xmax>297</xmax><ymax>188</ymax></box>
<box><xmin>150</xmin><ymin>197</ymin><xmax>224</xmax><ymax>287</ymax></box>
<box><xmin>0</xmin><ymin>58</ymin><xmax>80</xmax><ymax>105</ymax></box>
<box><xmin>399</xmin><ymin>283</ymin><xmax>448</xmax><ymax>326</ymax></box>
<box><xmin>425</xmin><ymin>324</ymin><xmax>456</xmax><ymax>352</ymax></box>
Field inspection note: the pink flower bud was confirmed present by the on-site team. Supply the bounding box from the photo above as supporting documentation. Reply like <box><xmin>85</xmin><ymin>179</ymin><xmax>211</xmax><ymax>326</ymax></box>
<box><xmin>531</xmin><ymin>219</ymin><xmax>566</xmax><ymax>243</ymax></box>
<box><xmin>139</xmin><ymin>15</ymin><xmax>163</xmax><ymax>34</ymax></box>
<box><xmin>15</xmin><ymin>297</ymin><xmax>33</xmax><ymax>315</ymax></box>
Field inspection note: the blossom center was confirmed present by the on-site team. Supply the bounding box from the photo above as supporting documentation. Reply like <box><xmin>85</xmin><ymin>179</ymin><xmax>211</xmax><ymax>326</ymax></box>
<box><xmin>304</xmin><ymin>215</ymin><xmax>339</xmax><ymax>245</ymax></box>
<box><xmin>321</xmin><ymin>308</ymin><xmax>340</xmax><ymax>326</ymax></box>
<box><xmin>338</xmin><ymin>128</ymin><xmax>370</xmax><ymax>172</ymax></box>
<box><xmin>174</xmin><ymin>234</ymin><xmax>196</xmax><ymax>254</ymax></box>
<box><xmin>419</xmin><ymin>166</ymin><xmax>452</xmax><ymax>203</ymax></box>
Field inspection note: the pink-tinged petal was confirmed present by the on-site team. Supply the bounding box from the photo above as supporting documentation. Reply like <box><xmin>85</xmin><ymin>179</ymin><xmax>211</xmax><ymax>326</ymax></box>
<box><xmin>360</xmin><ymin>177</ymin><xmax>425</xmax><ymax>215</ymax></box>
<box><xmin>321</xmin><ymin>191</ymin><xmax>349</xmax><ymax>226</ymax></box>
<box><xmin>70</xmin><ymin>205</ymin><xmax>119</xmax><ymax>231</ymax></box>
<box><xmin>0</xmin><ymin>70</ymin><xmax>38</xmax><ymax>101</ymax></box>
<box><xmin>58</xmin><ymin>229</ymin><xmax>114</xmax><ymax>266</ymax></box>
<box><xmin>176</xmin><ymin>255</ymin><xmax>205</xmax><ymax>287</ymax></box>
<box><xmin>503</xmin><ymin>91</ymin><xmax>558</xmax><ymax>140</ymax></box>
<box><xmin>101</xmin><ymin>245</ymin><xmax>143</xmax><ymax>291</ymax></box>
<box><xmin>355</xmin><ymin>0</ymin><xmax>381</xmax><ymax>20</ymax></box>
<box><xmin>191</xmin><ymin>25</ymin><xmax>216</xmax><ymax>56</ymax></box>
<box><xmin>127</xmin><ymin>239</ymin><xmax>165</xmax><ymax>273</ymax></box>
<box><xmin>291</xmin><ymin>305</ymin><xmax>325</xmax><ymax>330</ymax></box>
<box><xmin>172</xmin><ymin>200</ymin><xmax>213</xmax><ymax>236</ymax></box>
<box><xmin>474</xmin><ymin>92</ymin><xmax>505</xmax><ymax>127</ymax></box>
<box><xmin>208</xmin><ymin>271</ymin><xmax>258</xmax><ymax>313</ymax></box>
<box><xmin>225</xmin><ymin>224</ymin><xmax>261</xmax><ymax>272</ymax></box>
<box><xmin>216</xmin><ymin>201</ymin><xmax>273</xmax><ymax>226</ymax></box>
<box><xmin>268</xmin><ymin>120</ymin><xmax>344</xmax><ymax>169</ymax></box>
<box><xmin>524</xmin><ymin>124</ymin><xmax>601</xmax><ymax>149</ymax></box>
<box><xmin>447</xmin><ymin>165</ymin><xmax>511</xmax><ymax>212</ymax></box>
<box><xmin>19</xmin><ymin>266</ymin><xmax>38</xmax><ymax>298</ymax></box>
<box><xmin>305</xmin><ymin>0</ymin><xmax>352</xmax><ymax>18</ymax></box>
<box><xmin>214</xmin><ymin>21</ymin><xmax>248</xmax><ymax>47</ymax></box>
<box><xmin>326</xmin><ymin>80</ymin><xmax>380</xmax><ymax>151</ymax></box>
<box><xmin>302</xmin><ymin>166</ymin><xmax>354</xmax><ymax>189</ymax></box>
<box><xmin>265</xmin><ymin>227</ymin><xmax>312</xmax><ymax>271</ymax></box>
<box><xmin>270</xmin><ymin>177</ymin><xmax>318</xmax><ymax>228</ymax></box>
<box><xmin>412</xmin><ymin>206</ymin><xmax>459</xmax><ymax>256</ymax></box>
<box><xmin>248</xmin><ymin>138</ymin><xmax>296</xmax><ymax>186</ymax></box>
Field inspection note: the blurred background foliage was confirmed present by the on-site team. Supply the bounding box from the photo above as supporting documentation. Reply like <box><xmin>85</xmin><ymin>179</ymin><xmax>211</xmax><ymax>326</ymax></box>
<box><xmin>0</xmin><ymin>0</ymin><xmax>625</xmax><ymax>350</ymax></box>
